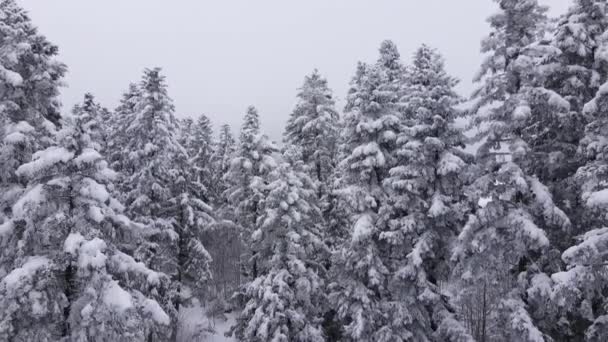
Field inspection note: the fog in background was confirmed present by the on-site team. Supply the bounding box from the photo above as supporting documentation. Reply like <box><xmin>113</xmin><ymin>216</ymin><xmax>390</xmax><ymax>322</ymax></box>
<box><xmin>19</xmin><ymin>0</ymin><xmax>570</xmax><ymax>141</ymax></box>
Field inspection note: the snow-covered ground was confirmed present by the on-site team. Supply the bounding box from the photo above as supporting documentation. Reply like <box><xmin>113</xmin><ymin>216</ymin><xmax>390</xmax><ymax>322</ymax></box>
<box><xmin>177</xmin><ymin>301</ymin><xmax>236</xmax><ymax>342</ymax></box>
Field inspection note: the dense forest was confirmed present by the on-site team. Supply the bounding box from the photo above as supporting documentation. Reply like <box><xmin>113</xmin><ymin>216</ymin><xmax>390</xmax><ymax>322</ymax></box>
<box><xmin>1</xmin><ymin>0</ymin><xmax>608</xmax><ymax>341</ymax></box>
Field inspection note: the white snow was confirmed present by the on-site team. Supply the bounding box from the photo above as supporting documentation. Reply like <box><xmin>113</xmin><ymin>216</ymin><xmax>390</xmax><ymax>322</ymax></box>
<box><xmin>16</xmin><ymin>146</ymin><xmax>74</xmax><ymax>178</ymax></box>
<box><xmin>546</xmin><ymin>90</ymin><xmax>570</xmax><ymax>110</ymax></box>
<box><xmin>103</xmin><ymin>280</ymin><xmax>133</xmax><ymax>312</ymax></box>
<box><xmin>0</xmin><ymin>65</ymin><xmax>23</xmax><ymax>86</ymax></box>
<box><xmin>78</xmin><ymin>238</ymin><xmax>108</xmax><ymax>269</ymax></box>
<box><xmin>73</xmin><ymin>148</ymin><xmax>101</xmax><ymax>166</ymax></box>
<box><xmin>12</xmin><ymin>184</ymin><xmax>45</xmax><ymax>218</ymax></box>
<box><xmin>0</xmin><ymin>220</ymin><xmax>14</xmax><ymax>238</ymax></box>
<box><xmin>529</xmin><ymin>177</ymin><xmax>570</xmax><ymax>228</ymax></box>
<box><xmin>438</xmin><ymin>152</ymin><xmax>465</xmax><ymax>175</ymax></box>
<box><xmin>1</xmin><ymin>256</ymin><xmax>49</xmax><ymax>292</ymax></box>
<box><xmin>65</xmin><ymin>234</ymin><xmax>108</xmax><ymax>269</ymax></box>
<box><xmin>3</xmin><ymin>132</ymin><xmax>26</xmax><ymax>144</ymax></box>
<box><xmin>64</xmin><ymin>232</ymin><xmax>86</xmax><ymax>255</ymax></box>
<box><xmin>475</xmin><ymin>100</ymin><xmax>502</xmax><ymax>119</ymax></box>
<box><xmin>177</xmin><ymin>301</ymin><xmax>236</xmax><ymax>342</ymax></box>
<box><xmin>81</xmin><ymin>303</ymin><xmax>94</xmax><ymax>318</ymax></box>
<box><xmin>3</xmin><ymin>121</ymin><xmax>34</xmax><ymax>144</ymax></box>
<box><xmin>12</xmin><ymin>121</ymin><xmax>35</xmax><ymax>133</ymax></box>
<box><xmin>110</xmin><ymin>251</ymin><xmax>162</xmax><ymax>285</ymax></box>
<box><xmin>144</xmin><ymin>142</ymin><xmax>157</xmax><ymax>154</ymax></box>
<box><xmin>428</xmin><ymin>195</ymin><xmax>448</xmax><ymax>217</ymax></box>
<box><xmin>584</xmin><ymin>81</ymin><xmax>608</xmax><ymax>114</ymax></box>
<box><xmin>478</xmin><ymin>197</ymin><xmax>492</xmax><ymax>208</ymax></box>
<box><xmin>143</xmin><ymin>298</ymin><xmax>171</xmax><ymax>325</ymax></box>
<box><xmin>551</xmin><ymin>266</ymin><xmax>582</xmax><ymax>286</ymax></box>
<box><xmin>586</xmin><ymin>189</ymin><xmax>608</xmax><ymax>208</ymax></box>
<box><xmin>527</xmin><ymin>273</ymin><xmax>552</xmax><ymax>298</ymax></box>
<box><xmin>79</xmin><ymin>178</ymin><xmax>110</xmax><ymax>203</ymax></box>
<box><xmin>562</xmin><ymin>227</ymin><xmax>608</xmax><ymax>265</ymax></box>
<box><xmin>88</xmin><ymin>205</ymin><xmax>105</xmax><ymax>223</ymax></box>
<box><xmin>505</xmin><ymin>298</ymin><xmax>545</xmax><ymax>342</ymax></box>
<box><xmin>512</xmin><ymin>105</ymin><xmax>531</xmax><ymax>120</ymax></box>
<box><xmin>352</xmin><ymin>214</ymin><xmax>373</xmax><ymax>243</ymax></box>
<box><xmin>509</xmin><ymin>211</ymin><xmax>549</xmax><ymax>248</ymax></box>
<box><xmin>98</xmin><ymin>166</ymin><xmax>118</xmax><ymax>181</ymax></box>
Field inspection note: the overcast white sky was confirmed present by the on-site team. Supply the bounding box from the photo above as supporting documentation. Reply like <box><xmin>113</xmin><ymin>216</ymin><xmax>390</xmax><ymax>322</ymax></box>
<box><xmin>18</xmin><ymin>0</ymin><xmax>570</xmax><ymax>141</ymax></box>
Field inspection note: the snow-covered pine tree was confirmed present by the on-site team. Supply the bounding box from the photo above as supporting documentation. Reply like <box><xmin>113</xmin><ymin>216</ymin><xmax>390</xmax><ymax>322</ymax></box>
<box><xmin>114</xmin><ymin>68</ymin><xmax>213</xmax><ymax>336</ymax></box>
<box><xmin>212</xmin><ymin>123</ymin><xmax>236</xmax><ymax>208</ymax></box>
<box><xmin>378</xmin><ymin>45</ymin><xmax>473</xmax><ymax>341</ymax></box>
<box><xmin>454</xmin><ymin>1</ymin><xmax>571</xmax><ymax>340</ymax></box>
<box><xmin>107</xmin><ymin>83</ymin><xmax>141</xmax><ymax>172</ymax></box>
<box><xmin>231</xmin><ymin>161</ymin><xmax>327</xmax><ymax>342</ymax></box>
<box><xmin>328</xmin><ymin>60</ymin><xmax>401</xmax><ymax>341</ymax></box>
<box><xmin>377</xmin><ymin>39</ymin><xmax>406</xmax><ymax>88</ymax></box>
<box><xmin>177</xmin><ymin>117</ymin><xmax>195</xmax><ymax>150</ymax></box>
<box><xmin>224</xmin><ymin>106</ymin><xmax>278</xmax><ymax>280</ymax></box>
<box><xmin>0</xmin><ymin>103</ymin><xmax>172</xmax><ymax>341</ymax></box>
<box><xmin>322</xmin><ymin>118</ymin><xmax>351</xmax><ymax>255</ymax></box>
<box><xmin>70</xmin><ymin>93</ymin><xmax>109</xmax><ymax>154</ymax></box>
<box><xmin>549</xmin><ymin>0</ymin><xmax>608</xmax><ymax>114</ymax></box>
<box><xmin>577</xmin><ymin>69</ymin><xmax>608</xmax><ymax>248</ymax></box>
<box><xmin>546</xmin><ymin>78</ymin><xmax>608</xmax><ymax>340</ymax></box>
<box><xmin>117</xmin><ymin>67</ymin><xmax>183</xmax><ymax>270</ymax></box>
<box><xmin>189</xmin><ymin>114</ymin><xmax>216</xmax><ymax>203</ymax></box>
<box><xmin>0</xmin><ymin>0</ymin><xmax>66</xmax><ymax>221</ymax></box>
<box><xmin>284</xmin><ymin>69</ymin><xmax>340</xmax><ymax>201</ymax></box>
<box><xmin>517</xmin><ymin>0</ymin><xmax>608</xmax><ymax>232</ymax></box>
<box><xmin>202</xmin><ymin>123</ymin><xmax>242</xmax><ymax>301</ymax></box>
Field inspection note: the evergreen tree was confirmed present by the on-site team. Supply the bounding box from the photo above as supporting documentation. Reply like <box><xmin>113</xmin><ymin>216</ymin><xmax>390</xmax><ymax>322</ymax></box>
<box><xmin>114</xmin><ymin>68</ymin><xmax>213</xmax><ymax>337</ymax></box>
<box><xmin>177</xmin><ymin>117</ymin><xmax>195</xmax><ymax>150</ymax></box>
<box><xmin>231</xmin><ymin>162</ymin><xmax>326</xmax><ymax>342</ymax></box>
<box><xmin>550</xmin><ymin>226</ymin><xmax>608</xmax><ymax>341</ymax></box>
<box><xmin>377</xmin><ymin>39</ymin><xmax>406</xmax><ymax>89</ymax></box>
<box><xmin>284</xmin><ymin>69</ymin><xmax>340</xmax><ymax>200</ymax></box>
<box><xmin>549</xmin><ymin>0</ymin><xmax>608</xmax><ymax>113</ymax></box>
<box><xmin>224</xmin><ymin>106</ymin><xmax>279</xmax><ymax>327</ymax></box>
<box><xmin>211</xmin><ymin>124</ymin><xmax>236</xmax><ymax>208</ymax></box>
<box><xmin>224</xmin><ymin>106</ymin><xmax>278</xmax><ymax>273</ymax></box>
<box><xmin>546</xmin><ymin>79</ymin><xmax>608</xmax><ymax>340</ymax></box>
<box><xmin>107</xmin><ymin>83</ymin><xmax>141</xmax><ymax>173</ymax></box>
<box><xmin>70</xmin><ymin>93</ymin><xmax>109</xmax><ymax>153</ymax></box>
<box><xmin>328</xmin><ymin>60</ymin><xmax>400</xmax><ymax>341</ymax></box>
<box><xmin>379</xmin><ymin>45</ymin><xmax>473</xmax><ymax>341</ymax></box>
<box><xmin>0</xmin><ymin>0</ymin><xmax>66</xmax><ymax>220</ymax></box>
<box><xmin>519</xmin><ymin>0</ymin><xmax>608</xmax><ymax>231</ymax></box>
<box><xmin>190</xmin><ymin>114</ymin><xmax>216</xmax><ymax>203</ymax></box>
<box><xmin>0</xmin><ymin>106</ymin><xmax>172</xmax><ymax>341</ymax></box>
<box><xmin>454</xmin><ymin>1</ymin><xmax>571</xmax><ymax>340</ymax></box>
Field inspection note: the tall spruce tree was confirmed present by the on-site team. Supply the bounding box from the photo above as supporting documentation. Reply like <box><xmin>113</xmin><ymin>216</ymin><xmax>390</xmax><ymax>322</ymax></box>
<box><xmin>328</xmin><ymin>59</ymin><xmax>401</xmax><ymax>341</ymax></box>
<box><xmin>0</xmin><ymin>0</ymin><xmax>66</xmax><ymax>220</ymax></box>
<box><xmin>113</xmin><ymin>68</ymin><xmax>213</xmax><ymax>337</ymax></box>
<box><xmin>454</xmin><ymin>1</ymin><xmax>571</xmax><ymax>340</ymax></box>
<box><xmin>231</xmin><ymin>162</ymin><xmax>327</xmax><ymax>342</ymax></box>
<box><xmin>377</xmin><ymin>40</ymin><xmax>406</xmax><ymax>90</ymax></box>
<box><xmin>70</xmin><ymin>93</ymin><xmax>109</xmax><ymax>154</ymax></box>
<box><xmin>547</xmin><ymin>77</ymin><xmax>608</xmax><ymax>340</ymax></box>
<box><xmin>224</xmin><ymin>106</ymin><xmax>278</xmax><ymax>280</ymax></box>
<box><xmin>107</xmin><ymin>83</ymin><xmax>141</xmax><ymax>172</ymax></box>
<box><xmin>284</xmin><ymin>69</ymin><xmax>339</xmax><ymax>201</ymax></box>
<box><xmin>0</xmin><ymin>102</ymin><xmax>172</xmax><ymax>341</ymax></box>
<box><xmin>190</xmin><ymin>114</ymin><xmax>216</xmax><ymax>203</ymax></box>
<box><xmin>211</xmin><ymin>124</ymin><xmax>236</xmax><ymax>208</ymax></box>
<box><xmin>518</xmin><ymin>0</ymin><xmax>608</xmax><ymax>234</ymax></box>
<box><xmin>379</xmin><ymin>45</ymin><xmax>473</xmax><ymax>341</ymax></box>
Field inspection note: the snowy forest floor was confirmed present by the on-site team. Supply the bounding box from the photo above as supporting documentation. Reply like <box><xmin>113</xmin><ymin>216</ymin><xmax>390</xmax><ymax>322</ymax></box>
<box><xmin>177</xmin><ymin>301</ymin><xmax>236</xmax><ymax>342</ymax></box>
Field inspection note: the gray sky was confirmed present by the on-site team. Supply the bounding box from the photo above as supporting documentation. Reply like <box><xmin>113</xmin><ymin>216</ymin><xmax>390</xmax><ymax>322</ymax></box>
<box><xmin>18</xmin><ymin>0</ymin><xmax>570</xmax><ymax>141</ymax></box>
